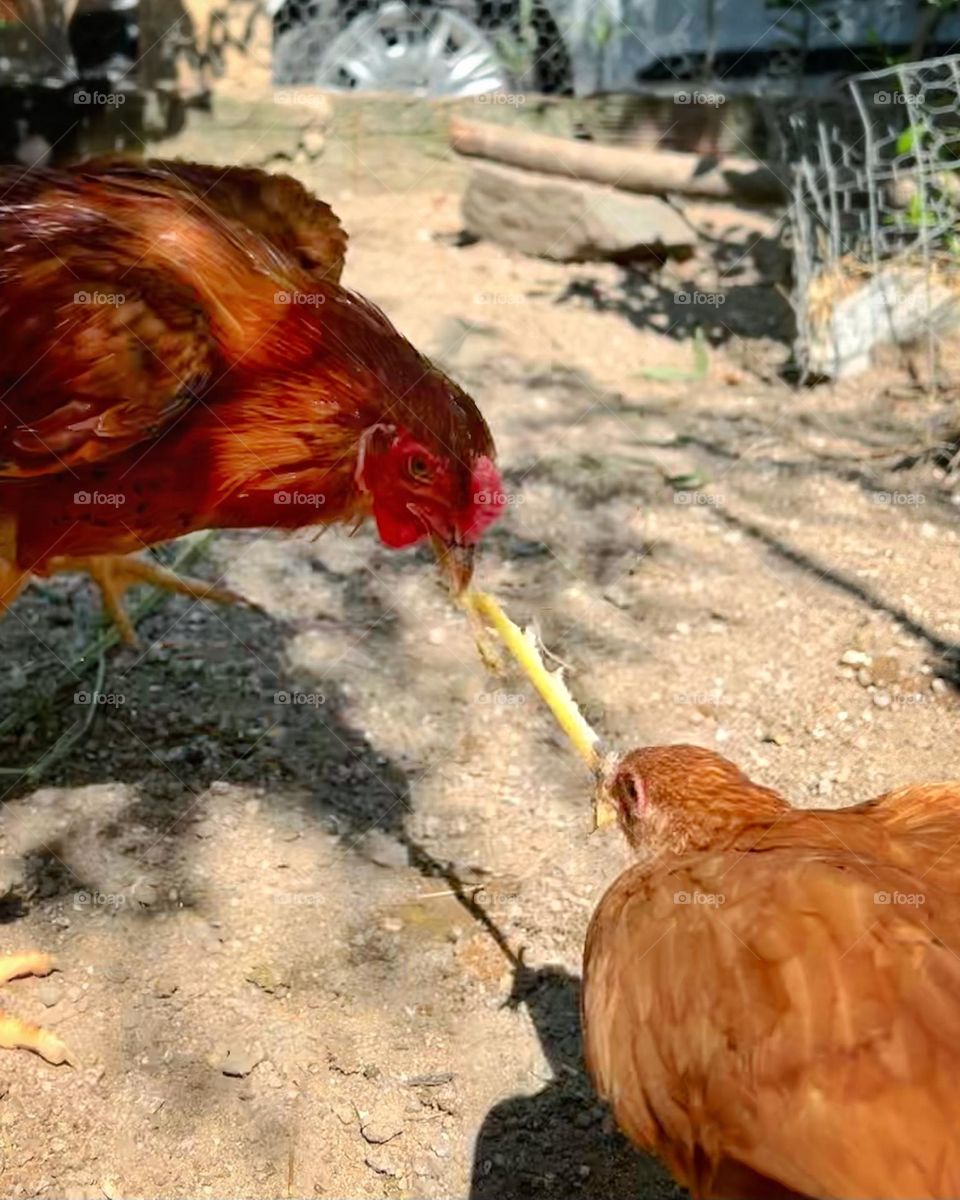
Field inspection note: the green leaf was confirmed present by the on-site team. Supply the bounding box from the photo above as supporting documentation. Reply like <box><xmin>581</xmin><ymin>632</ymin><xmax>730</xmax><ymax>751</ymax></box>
<box><xmin>666</xmin><ymin>471</ymin><xmax>709</xmax><ymax>490</ymax></box>
<box><xmin>896</xmin><ymin>127</ymin><xmax>918</xmax><ymax>156</ymax></box>
<box><xmin>636</xmin><ymin>327</ymin><xmax>710</xmax><ymax>382</ymax></box>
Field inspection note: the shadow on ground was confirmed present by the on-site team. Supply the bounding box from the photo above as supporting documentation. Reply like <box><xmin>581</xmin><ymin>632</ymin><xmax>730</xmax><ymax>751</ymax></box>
<box><xmin>469</xmin><ymin>958</ymin><xmax>684</xmax><ymax>1200</ymax></box>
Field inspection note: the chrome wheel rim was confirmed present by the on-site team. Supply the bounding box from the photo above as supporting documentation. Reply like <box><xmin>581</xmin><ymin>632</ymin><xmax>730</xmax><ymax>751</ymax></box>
<box><xmin>314</xmin><ymin>2</ymin><xmax>510</xmax><ymax>97</ymax></box>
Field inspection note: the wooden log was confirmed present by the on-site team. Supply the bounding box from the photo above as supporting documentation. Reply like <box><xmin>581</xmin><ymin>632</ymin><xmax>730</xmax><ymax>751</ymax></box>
<box><xmin>449</xmin><ymin>116</ymin><xmax>785</xmax><ymax>204</ymax></box>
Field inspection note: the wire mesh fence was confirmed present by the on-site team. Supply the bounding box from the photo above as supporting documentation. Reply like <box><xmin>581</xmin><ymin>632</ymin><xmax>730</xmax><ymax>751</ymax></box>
<box><xmin>781</xmin><ymin>53</ymin><xmax>960</xmax><ymax>385</ymax></box>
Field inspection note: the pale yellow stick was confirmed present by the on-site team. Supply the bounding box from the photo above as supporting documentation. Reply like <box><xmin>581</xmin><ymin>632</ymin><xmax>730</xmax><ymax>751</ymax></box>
<box><xmin>464</xmin><ymin>591</ymin><xmax>618</xmax><ymax>828</ymax></box>
<box><xmin>466</xmin><ymin>590</ymin><xmax>602</xmax><ymax>772</ymax></box>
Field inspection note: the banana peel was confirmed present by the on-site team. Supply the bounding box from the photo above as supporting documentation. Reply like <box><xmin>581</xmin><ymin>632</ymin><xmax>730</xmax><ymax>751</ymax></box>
<box><xmin>462</xmin><ymin>589</ymin><xmax>618</xmax><ymax>832</ymax></box>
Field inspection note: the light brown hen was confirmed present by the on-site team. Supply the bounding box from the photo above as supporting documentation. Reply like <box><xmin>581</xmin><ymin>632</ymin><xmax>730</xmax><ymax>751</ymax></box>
<box><xmin>582</xmin><ymin>744</ymin><xmax>960</xmax><ymax>1200</ymax></box>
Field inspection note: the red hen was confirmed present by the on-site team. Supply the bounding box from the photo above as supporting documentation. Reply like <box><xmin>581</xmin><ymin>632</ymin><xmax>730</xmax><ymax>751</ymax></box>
<box><xmin>0</xmin><ymin>159</ymin><xmax>503</xmax><ymax>638</ymax></box>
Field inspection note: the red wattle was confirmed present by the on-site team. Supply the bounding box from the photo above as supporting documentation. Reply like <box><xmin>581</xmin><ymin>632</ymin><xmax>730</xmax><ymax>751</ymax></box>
<box><xmin>374</xmin><ymin>500</ymin><xmax>426</xmax><ymax>548</ymax></box>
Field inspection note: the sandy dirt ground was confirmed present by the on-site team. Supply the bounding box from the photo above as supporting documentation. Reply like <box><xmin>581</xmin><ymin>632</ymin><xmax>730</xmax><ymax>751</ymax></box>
<box><xmin>1</xmin><ymin>110</ymin><xmax>959</xmax><ymax>1199</ymax></box>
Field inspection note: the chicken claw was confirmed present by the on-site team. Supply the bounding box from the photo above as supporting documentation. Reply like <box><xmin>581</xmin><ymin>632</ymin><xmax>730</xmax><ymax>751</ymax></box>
<box><xmin>43</xmin><ymin>553</ymin><xmax>244</xmax><ymax>645</ymax></box>
<box><xmin>0</xmin><ymin>952</ymin><xmax>69</xmax><ymax>1065</ymax></box>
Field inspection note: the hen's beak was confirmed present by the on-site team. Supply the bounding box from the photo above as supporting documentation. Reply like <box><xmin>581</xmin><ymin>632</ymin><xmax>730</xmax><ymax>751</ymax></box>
<box><xmin>431</xmin><ymin>535</ymin><xmax>475</xmax><ymax>595</ymax></box>
<box><xmin>592</xmin><ymin>757</ymin><xmax>620</xmax><ymax>832</ymax></box>
<box><xmin>592</xmin><ymin>786</ymin><xmax>619</xmax><ymax>832</ymax></box>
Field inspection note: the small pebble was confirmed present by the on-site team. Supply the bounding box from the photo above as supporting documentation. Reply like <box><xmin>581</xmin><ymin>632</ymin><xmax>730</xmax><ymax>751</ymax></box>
<box><xmin>364</xmin><ymin>1151</ymin><xmax>399</xmax><ymax>1177</ymax></box>
<box><xmin>361</xmin><ymin>1119</ymin><xmax>403</xmax><ymax>1145</ymax></box>
<box><xmin>37</xmin><ymin>981</ymin><xmax>63</xmax><ymax>1008</ymax></box>
<box><xmin>246</xmin><ymin>964</ymin><xmax>286</xmax><ymax>993</ymax></box>
<box><xmin>217</xmin><ymin>1042</ymin><xmax>264</xmax><ymax>1077</ymax></box>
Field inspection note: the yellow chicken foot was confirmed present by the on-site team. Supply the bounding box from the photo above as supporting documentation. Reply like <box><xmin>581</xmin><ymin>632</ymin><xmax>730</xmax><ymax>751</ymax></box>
<box><xmin>42</xmin><ymin>553</ymin><xmax>244</xmax><ymax>645</ymax></box>
<box><xmin>0</xmin><ymin>952</ymin><xmax>69</xmax><ymax>1064</ymax></box>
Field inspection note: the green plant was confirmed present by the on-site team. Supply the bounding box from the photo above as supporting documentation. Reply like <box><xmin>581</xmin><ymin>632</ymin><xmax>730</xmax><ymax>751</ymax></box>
<box><xmin>636</xmin><ymin>327</ymin><xmax>710</xmax><ymax>382</ymax></box>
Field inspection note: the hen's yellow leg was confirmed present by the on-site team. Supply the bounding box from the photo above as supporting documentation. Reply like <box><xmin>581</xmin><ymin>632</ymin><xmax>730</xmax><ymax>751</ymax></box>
<box><xmin>0</xmin><ymin>952</ymin><xmax>69</xmax><ymax>1065</ymax></box>
<box><xmin>43</xmin><ymin>553</ymin><xmax>243</xmax><ymax>645</ymax></box>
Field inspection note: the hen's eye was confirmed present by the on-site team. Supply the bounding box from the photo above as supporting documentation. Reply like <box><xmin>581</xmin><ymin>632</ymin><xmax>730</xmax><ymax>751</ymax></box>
<box><xmin>408</xmin><ymin>454</ymin><xmax>432</xmax><ymax>482</ymax></box>
<box><xmin>617</xmin><ymin>775</ymin><xmax>645</xmax><ymax>817</ymax></box>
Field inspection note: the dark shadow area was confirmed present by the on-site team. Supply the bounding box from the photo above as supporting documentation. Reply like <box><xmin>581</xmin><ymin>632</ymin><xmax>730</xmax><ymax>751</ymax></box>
<box><xmin>394</xmin><ymin>842</ymin><xmax>683</xmax><ymax>1200</ymax></box>
<box><xmin>553</xmin><ymin>261</ymin><xmax>795</xmax><ymax>350</ymax></box>
<box><xmin>640</xmin><ymin>428</ymin><xmax>960</xmax><ymax>516</ymax></box>
<box><xmin>469</xmin><ymin>955</ymin><xmax>684</xmax><ymax>1200</ymax></box>
<box><xmin>0</xmin><ymin>545</ymin><xmax>423</xmax><ymax>911</ymax></box>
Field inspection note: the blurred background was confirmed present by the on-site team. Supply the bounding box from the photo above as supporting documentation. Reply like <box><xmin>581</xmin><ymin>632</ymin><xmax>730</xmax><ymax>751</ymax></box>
<box><xmin>6</xmin><ymin>0</ymin><xmax>960</xmax><ymax>384</ymax></box>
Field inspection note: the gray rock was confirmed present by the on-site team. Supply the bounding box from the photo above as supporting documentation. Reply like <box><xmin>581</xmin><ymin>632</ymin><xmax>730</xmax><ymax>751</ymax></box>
<box><xmin>804</xmin><ymin>264</ymin><xmax>960</xmax><ymax>379</ymax></box>
<box><xmin>463</xmin><ymin>163</ymin><xmax>694</xmax><ymax>263</ymax></box>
